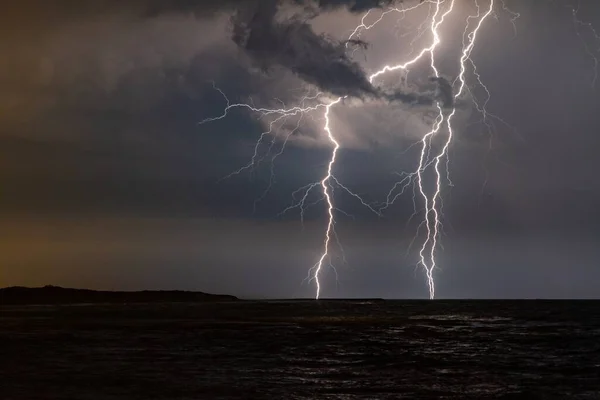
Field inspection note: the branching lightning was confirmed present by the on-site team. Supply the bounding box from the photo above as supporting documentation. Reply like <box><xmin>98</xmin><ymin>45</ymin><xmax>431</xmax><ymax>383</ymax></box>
<box><xmin>310</xmin><ymin>96</ymin><xmax>343</xmax><ymax>299</ymax></box>
<box><xmin>199</xmin><ymin>87</ymin><xmax>380</xmax><ymax>299</ymax></box>
<box><xmin>199</xmin><ymin>0</ymin><xmax>600</xmax><ymax>299</ymax></box>
<box><xmin>367</xmin><ymin>0</ymin><xmax>460</xmax><ymax>299</ymax></box>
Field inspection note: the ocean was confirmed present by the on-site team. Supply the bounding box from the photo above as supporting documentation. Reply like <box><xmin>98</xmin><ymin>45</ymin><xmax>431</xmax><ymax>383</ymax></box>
<box><xmin>2</xmin><ymin>300</ymin><xmax>599</xmax><ymax>399</ymax></box>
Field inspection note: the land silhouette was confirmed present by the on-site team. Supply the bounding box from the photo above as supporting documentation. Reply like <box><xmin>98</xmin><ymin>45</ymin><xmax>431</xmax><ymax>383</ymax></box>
<box><xmin>0</xmin><ymin>285</ymin><xmax>238</xmax><ymax>305</ymax></box>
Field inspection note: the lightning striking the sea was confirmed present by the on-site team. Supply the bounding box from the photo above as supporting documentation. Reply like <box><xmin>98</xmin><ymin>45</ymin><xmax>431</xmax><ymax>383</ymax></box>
<box><xmin>199</xmin><ymin>0</ymin><xmax>600</xmax><ymax>299</ymax></box>
<box><xmin>199</xmin><ymin>90</ymin><xmax>377</xmax><ymax>299</ymax></box>
<box><xmin>368</xmin><ymin>0</ymin><xmax>457</xmax><ymax>300</ymax></box>
<box><xmin>311</xmin><ymin>96</ymin><xmax>343</xmax><ymax>299</ymax></box>
<box><xmin>362</xmin><ymin>0</ymin><xmax>499</xmax><ymax>299</ymax></box>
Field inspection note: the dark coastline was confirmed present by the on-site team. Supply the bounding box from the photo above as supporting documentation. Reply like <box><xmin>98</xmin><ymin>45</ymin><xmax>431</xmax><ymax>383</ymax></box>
<box><xmin>0</xmin><ymin>285</ymin><xmax>238</xmax><ymax>305</ymax></box>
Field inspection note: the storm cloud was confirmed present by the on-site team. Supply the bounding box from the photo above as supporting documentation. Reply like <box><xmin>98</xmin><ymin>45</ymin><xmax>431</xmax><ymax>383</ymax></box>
<box><xmin>229</xmin><ymin>0</ymin><xmax>450</xmax><ymax>102</ymax></box>
<box><xmin>230</xmin><ymin>0</ymin><xmax>379</xmax><ymax>98</ymax></box>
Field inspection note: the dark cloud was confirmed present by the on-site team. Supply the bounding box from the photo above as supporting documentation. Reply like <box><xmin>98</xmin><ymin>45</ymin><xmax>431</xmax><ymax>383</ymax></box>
<box><xmin>228</xmin><ymin>0</ymin><xmax>443</xmax><ymax>102</ymax></box>
<box><xmin>346</xmin><ymin>39</ymin><xmax>370</xmax><ymax>50</ymax></box>
<box><xmin>382</xmin><ymin>76</ymin><xmax>454</xmax><ymax>107</ymax></box>
<box><xmin>430</xmin><ymin>76</ymin><xmax>454</xmax><ymax>108</ymax></box>
<box><xmin>384</xmin><ymin>89</ymin><xmax>434</xmax><ymax>106</ymax></box>
<box><xmin>231</xmin><ymin>0</ymin><xmax>380</xmax><ymax>98</ymax></box>
<box><xmin>0</xmin><ymin>0</ymin><xmax>423</xmax><ymax>117</ymax></box>
<box><xmin>298</xmin><ymin>0</ymin><xmax>399</xmax><ymax>13</ymax></box>
<box><xmin>0</xmin><ymin>0</ymin><xmax>403</xmax><ymax>27</ymax></box>
<box><xmin>144</xmin><ymin>0</ymin><xmax>404</xmax><ymax>16</ymax></box>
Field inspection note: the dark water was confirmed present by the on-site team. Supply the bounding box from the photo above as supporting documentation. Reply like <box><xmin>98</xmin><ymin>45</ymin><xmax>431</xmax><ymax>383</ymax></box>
<box><xmin>2</xmin><ymin>300</ymin><xmax>600</xmax><ymax>399</ymax></box>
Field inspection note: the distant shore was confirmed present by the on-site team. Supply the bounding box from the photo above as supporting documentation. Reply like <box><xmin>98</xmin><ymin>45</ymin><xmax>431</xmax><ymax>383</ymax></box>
<box><xmin>0</xmin><ymin>285</ymin><xmax>238</xmax><ymax>305</ymax></box>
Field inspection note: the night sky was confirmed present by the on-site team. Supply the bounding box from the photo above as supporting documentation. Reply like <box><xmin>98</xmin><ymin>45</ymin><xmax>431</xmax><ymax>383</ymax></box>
<box><xmin>2</xmin><ymin>0</ymin><xmax>600</xmax><ymax>299</ymax></box>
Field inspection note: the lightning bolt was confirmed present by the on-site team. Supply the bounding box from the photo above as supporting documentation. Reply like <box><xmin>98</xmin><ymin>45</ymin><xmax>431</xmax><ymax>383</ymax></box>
<box><xmin>367</xmin><ymin>0</ymin><xmax>457</xmax><ymax>299</ymax></box>
<box><xmin>346</xmin><ymin>0</ymin><xmax>437</xmax><ymax>50</ymax></box>
<box><xmin>310</xmin><ymin>96</ymin><xmax>343</xmax><ymax>299</ymax></box>
<box><xmin>200</xmin><ymin>88</ymin><xmax>379</xmax><ymax>299</ymax></box>
<box><xmin>364</xmin><ymin>0</ymin><xmax>499</xmax><ymax>299</ymax></box>
<box><xmin>434</xmin><ymin>0</ymin><xmax>495</xmax><ymax>299</ymax></box>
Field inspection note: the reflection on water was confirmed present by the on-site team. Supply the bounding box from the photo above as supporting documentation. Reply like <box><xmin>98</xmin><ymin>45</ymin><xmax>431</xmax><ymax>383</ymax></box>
<box><xmin>2</xmin><ymin>300</ymin><xmax>600</xmax><ymax>399</ymax></box>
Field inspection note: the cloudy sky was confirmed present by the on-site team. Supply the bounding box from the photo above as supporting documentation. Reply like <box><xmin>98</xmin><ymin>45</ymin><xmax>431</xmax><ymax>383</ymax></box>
<box><xmin>2</xmin><ymin>0</ymin><xmax>600</xmax><ymax>298</ymax></box>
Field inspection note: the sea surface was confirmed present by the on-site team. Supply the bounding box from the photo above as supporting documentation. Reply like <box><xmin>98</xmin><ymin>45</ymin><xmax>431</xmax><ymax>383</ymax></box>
<box><xmin>2</xmin><ymin>300</ymin><xmax>600</xmax><ymax>399</ymax></box>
